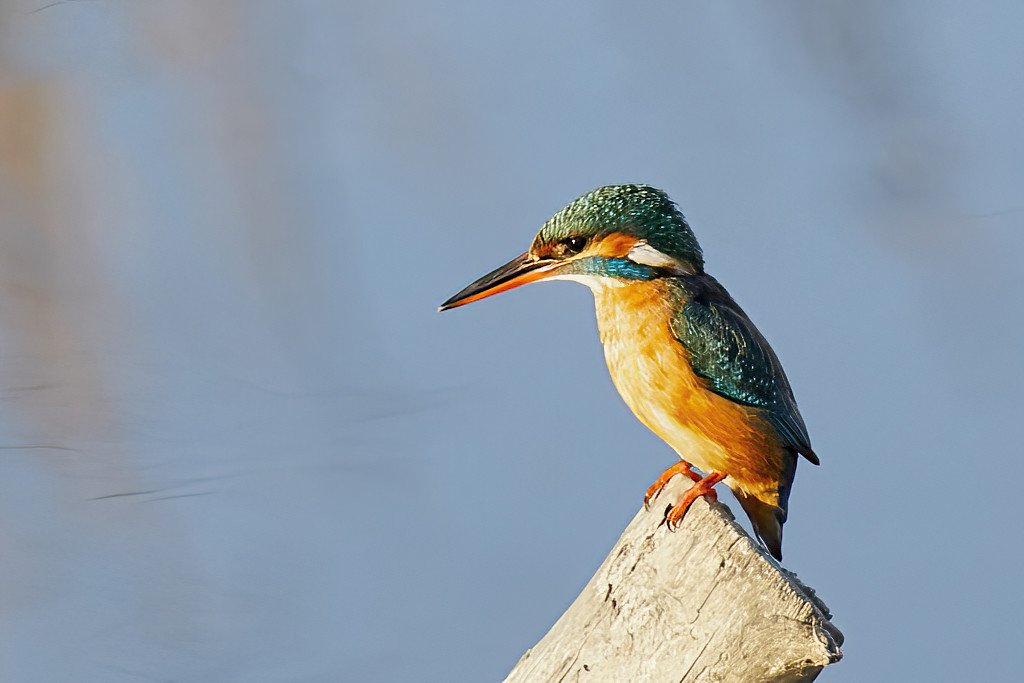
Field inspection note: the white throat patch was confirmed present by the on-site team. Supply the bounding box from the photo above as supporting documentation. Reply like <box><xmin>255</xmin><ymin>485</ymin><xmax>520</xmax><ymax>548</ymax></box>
<box><xmin>625</xmin><ymin>241</ymin><xmax>695</xmax><ymax>275</ymax></box>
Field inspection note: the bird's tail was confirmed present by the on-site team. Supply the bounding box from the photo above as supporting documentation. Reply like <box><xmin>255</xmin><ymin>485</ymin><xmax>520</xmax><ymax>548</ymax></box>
<box><xmin>735</xmin><ymin>449</ymin><xmax>798</xmax><ymax>561</ymax></box>
<box><xmin>734</xmin><ymin>492</ymin><xmax>785</xmax><ymax>561</ymax></box>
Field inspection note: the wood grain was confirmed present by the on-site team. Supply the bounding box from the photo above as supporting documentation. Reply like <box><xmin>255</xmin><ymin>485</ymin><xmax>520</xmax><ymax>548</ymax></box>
<box><xmin>504</xmin><ymin>477</ymin><xmax>843</xmax><ymax>682</ymax></box>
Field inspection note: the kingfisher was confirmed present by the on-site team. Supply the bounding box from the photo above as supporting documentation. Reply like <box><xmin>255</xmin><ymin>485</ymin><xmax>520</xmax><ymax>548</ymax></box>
<box><xmin>439</xmin><ymin>185</ymin><xmax>818</xmax><ymax>560</ymax></box>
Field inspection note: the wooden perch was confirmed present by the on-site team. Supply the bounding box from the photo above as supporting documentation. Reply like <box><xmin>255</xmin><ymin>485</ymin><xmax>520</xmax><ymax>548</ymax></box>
<box><xmin>504</xmin><ymin>476</ymin><xmax>843</xmax><ymax>683</ymax></box>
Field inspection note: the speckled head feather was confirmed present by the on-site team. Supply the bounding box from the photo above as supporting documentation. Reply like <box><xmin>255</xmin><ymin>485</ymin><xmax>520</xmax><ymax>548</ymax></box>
<box><xmin>533</xmin><ymin>185</ymin><xmax>704</xmax><ymax>272</ymax></box>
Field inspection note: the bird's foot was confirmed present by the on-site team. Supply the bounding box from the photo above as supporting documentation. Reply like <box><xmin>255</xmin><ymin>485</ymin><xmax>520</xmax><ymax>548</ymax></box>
<box><xmin>665</xmin><ymin>471</ymin><xmax>727</xmax><ymax>530</ymax></box>
<box><xmin>644</xmin><ymin>460</ymin><xmax>702</xmax><ymax>510</ymax></box>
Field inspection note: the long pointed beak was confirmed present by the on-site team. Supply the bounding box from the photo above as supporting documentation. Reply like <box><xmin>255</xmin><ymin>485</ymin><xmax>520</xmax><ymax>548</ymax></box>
<box><xmin>438</xmin><ymin>252</ymin><xmax>559</xmax><ymax>311</ymax></box>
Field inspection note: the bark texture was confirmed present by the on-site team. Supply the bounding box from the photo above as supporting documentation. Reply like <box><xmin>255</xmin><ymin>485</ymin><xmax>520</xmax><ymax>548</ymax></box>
<box><xmin>504</xmin><ymin>477</ymin><xmax>843</xmax><ymax>682</ymax></box>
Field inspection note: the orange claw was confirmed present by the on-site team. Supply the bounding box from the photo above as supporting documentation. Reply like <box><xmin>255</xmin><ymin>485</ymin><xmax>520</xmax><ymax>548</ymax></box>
<box><xmin>644</xmin><ymin>460</ymin><xmax>703</xmax><ymax>510</ymax></box>
<box><xmin>665</xmin><ymin>471</ymin><xmax>727</xmax><ymax>530</ymax></box>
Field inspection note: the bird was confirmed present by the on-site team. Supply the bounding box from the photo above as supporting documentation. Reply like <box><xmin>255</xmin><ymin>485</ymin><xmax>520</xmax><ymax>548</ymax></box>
<box><xmin>439</xmin><ymin>184</ymin><xmax>818</xmax><ymax>561</ymax></box>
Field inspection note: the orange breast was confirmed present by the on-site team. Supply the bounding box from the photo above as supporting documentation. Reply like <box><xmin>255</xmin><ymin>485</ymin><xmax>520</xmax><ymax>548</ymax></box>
<box><xmin>592</xmin><ymin>280</ymin><xmax>785</xmax><ymax>503</ymax></box>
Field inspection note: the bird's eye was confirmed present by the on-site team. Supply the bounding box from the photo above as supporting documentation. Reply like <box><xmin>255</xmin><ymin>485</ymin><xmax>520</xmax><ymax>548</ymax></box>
<box><xmin>562</xmin><ymin>236</ymin><xmax>588</xmax><ymax>255</ymax></box>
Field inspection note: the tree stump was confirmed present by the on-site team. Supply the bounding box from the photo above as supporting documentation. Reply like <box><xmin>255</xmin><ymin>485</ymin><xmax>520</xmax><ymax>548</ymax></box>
<box><xmin>504</xmin><ymin>476</ymin><xmax>843</xmax><ymax>682</ymax></box>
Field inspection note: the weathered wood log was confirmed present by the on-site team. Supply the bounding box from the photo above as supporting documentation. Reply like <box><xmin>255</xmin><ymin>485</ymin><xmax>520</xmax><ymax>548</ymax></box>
<box><xmin>504</xmin><ymin>476</ymin><xmax>843</xmax><ymax>682</ymax></box>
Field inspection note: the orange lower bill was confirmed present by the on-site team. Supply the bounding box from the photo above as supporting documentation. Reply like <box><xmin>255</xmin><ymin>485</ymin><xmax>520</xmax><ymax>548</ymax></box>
<box><xmin>439</xmin><ymin>252</ymin><xmax>560</xmax><ymax>311</ymax></box>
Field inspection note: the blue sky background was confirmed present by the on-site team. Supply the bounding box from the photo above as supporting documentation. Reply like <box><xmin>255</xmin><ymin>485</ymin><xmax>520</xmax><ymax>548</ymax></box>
<box><xmin>0</xmin><ymin>2</ymin><xmax>1021</xmax><ymax>681</ymax></box>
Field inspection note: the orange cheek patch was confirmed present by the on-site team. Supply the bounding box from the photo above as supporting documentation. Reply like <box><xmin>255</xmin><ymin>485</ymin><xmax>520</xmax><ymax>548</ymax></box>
<box><xmin>591</xmin><ymin>232</ymin><xmax>639</xmax><ymax>258</ymax></box>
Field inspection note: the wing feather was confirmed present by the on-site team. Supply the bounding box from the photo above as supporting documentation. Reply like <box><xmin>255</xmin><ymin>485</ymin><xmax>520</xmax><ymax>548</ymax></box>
<box><xmin>668</xmin><ymin>277</ymin><xmax>817</xmax><ymax>463</ymax></box>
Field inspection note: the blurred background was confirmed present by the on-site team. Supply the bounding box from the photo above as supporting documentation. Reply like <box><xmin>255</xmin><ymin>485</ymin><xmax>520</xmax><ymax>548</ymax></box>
<box><xmin>0</xmin><ymin>1</ymin><xmax>1021</xmax><ymax>681</ymax></box>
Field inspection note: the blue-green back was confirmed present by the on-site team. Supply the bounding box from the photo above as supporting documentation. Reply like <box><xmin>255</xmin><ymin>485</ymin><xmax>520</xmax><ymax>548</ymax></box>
<box><xmin>667</xmin><ymin>276</ymin><xmax>815</xmax><ymax>461</ymax></box>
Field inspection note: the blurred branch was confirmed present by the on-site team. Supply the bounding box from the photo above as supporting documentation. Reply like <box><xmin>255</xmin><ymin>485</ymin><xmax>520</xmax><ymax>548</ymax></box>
<box><xmin>504</xmin><ymin>477</ymin><xmax>843</xmax><ymax>682</ymax></box>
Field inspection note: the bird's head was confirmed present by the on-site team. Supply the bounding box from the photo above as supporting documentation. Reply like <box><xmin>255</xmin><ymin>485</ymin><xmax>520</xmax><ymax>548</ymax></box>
<box><xmin>439</xmin><ymin>184</ymin><xmax>704</xmax><ymax>311</ymax></box>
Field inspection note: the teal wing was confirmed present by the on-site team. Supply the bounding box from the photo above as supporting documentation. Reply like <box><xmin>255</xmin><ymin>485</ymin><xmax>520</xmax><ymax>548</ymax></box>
<box><xmin>668</xmin><ymin>277</ymin><xmax>817</xmax><ymax>464</ymax></box>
